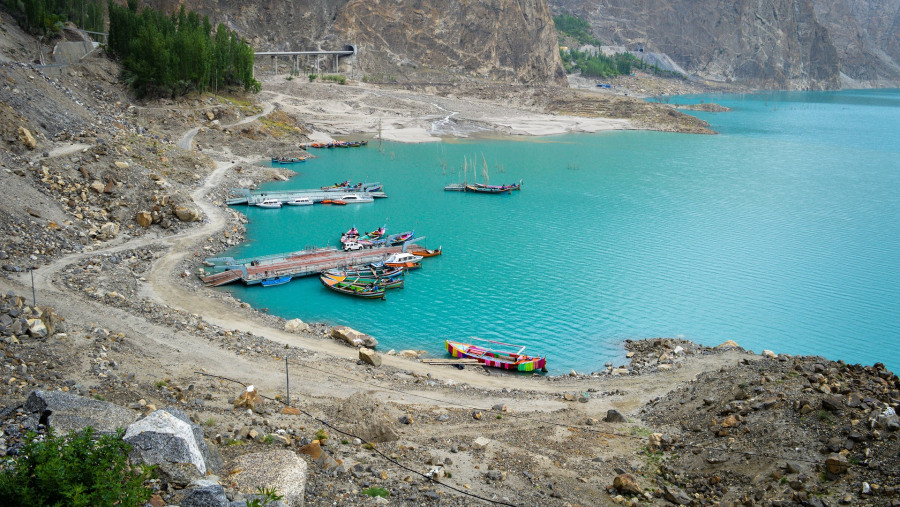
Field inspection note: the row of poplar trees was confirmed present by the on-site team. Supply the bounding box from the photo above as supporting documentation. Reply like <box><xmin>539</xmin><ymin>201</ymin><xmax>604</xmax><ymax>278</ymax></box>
<box><xmin>3</xmin><ymin>0</ymin><xmax>260</xmax><ymax>97</ymax></box>
<box><xmin>107</xmin><ymin>1</ymin><xmax>260</xmax><ymax>97</ymax></box>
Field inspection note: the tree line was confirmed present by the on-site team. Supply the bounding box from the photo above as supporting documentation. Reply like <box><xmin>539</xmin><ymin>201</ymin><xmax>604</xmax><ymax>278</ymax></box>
<box><xmin>107</xmin><ymin>1</ymin><xmax>260</xmax><ymax>98</ymax></box>
<box><xmin>2</xmin><ymin>0</ymin><xmax>105</xmax><ymax>34</ymax></box>
<box><xmin>2</xmin><ymin>0</ymin><xmax>260</xmax><ymax>98</ymax></box>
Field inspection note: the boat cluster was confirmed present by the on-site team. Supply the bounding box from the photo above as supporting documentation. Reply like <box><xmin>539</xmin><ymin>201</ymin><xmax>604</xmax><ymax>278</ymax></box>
<box><xmin>318</xmin><ymin>226</ymin><xmax>442</xmax><ymax>300</ymax></box>
<box><xmin>300</xmin><ymin>140</ymin><xmax>368</xmax><ymax>149</ymax></box>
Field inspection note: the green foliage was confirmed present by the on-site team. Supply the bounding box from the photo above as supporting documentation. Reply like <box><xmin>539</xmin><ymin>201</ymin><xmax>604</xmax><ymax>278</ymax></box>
<box><xmin>106</xmin><ymin>2</ymin><xmax>260</xmax><ymax>98</ymax></box>
<box><xmin>561</xmin><ymin>48</ymin><xmax>684</xmax><ymax>80</ymax></box>
<box><xmin>0</xmin><ymin>427</ymin><xmax>154</xmax><ymax>507</ymax></box>
<box><xmin>245</xmin><ymin>487</ymin><xmax>283</xmax><ymax>507</ymax></box>
<box><xmin>261</xmin><ymin>434</ymin><xmax>274</xmax><ymax>444</ymax></box>
<box><xmin>308</xmin><ymin>73</ymin><xmax>318</xmax><ymax>82</ymax></box>
<box><xmin>361</xmin><ymin>486</ymin><xmax>390</xmax><ymax>498</ymax></box>
<box><xmin>553</xmin><ymin>13</ymin><xmax>601</xmax><ymax>47</ymax></box>
<box><xmin>320</xmin><ymin>74</ymin><xmax>346</xmax><ymax>84</ymax></box>
<box><xmin>315</xmin><ymin>429</ymin><xmax>328</xmax><ymax>442</ymax></box>
<box><xmin>5</xmin><ymin>0</ymin><xmax>106</xmax><ymax>35</ymax></box>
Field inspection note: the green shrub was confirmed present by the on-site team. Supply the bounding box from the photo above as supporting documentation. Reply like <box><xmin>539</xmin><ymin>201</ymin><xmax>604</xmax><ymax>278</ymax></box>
<box><xmin>308</xmin><ymin>74</ymin><xmax>318</xmax><ymax>82</ymax></box>
<box><xmin>321</xmin><ymin>74</ymin><xmax>347</xmax><ymax>85</ymax></box>
<box><xmin>0</xmin><ymin>427</ymin><xmax>154</xmax><ymax>507</ymax></box>
<box><xmin>361</xmin><ymin>486</ymin><xmax>390</xmax><ymax>498</ymax></box>
<box><xmin>246</xmin><ymin>487</ymin><xmax>283</xmax><ymax>506</ymax></box>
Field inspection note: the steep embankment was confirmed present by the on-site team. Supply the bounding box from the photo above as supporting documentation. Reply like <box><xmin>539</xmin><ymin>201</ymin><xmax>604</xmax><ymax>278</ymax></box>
<box><xmin>552</xmin><ymin>0</ymin><xmax>842</xmax><ymax>90</ymax></box>
<box><xmin>143</xmin><ymin>0</ymin><xmax>567</xmax><ymax>85</ymax></box>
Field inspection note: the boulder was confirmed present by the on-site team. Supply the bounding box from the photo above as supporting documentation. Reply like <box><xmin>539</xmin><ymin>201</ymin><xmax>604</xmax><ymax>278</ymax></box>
<box><xmin>26</xmin><ymin>318</ymin><xmax>47</xmax><ymax>338</ymax></box>
<box><xmin>136</xmin><ymin>211</ymin><xmax>152</xmax><ymax>228</ymax></box>
<box><xmin>233</xmin><ymin>385</ymin><xmax>264</xmax><ymax>414</ymax></box>
<box><xmin>228</xmin><ymin>450</ymin><xmax>307</xmax><ymax>507</ymax></box>
<box><xmin>99</xmin><ymin>222</ymin><xmax>119</xmax><ymax>239</ymax></box>
<box><xmin>90</xmin><ymin>180</ymin><xmax>106</xmax><ymax>193</ymax></box>
<box><xmin>825</xmin><ymin>454</ymin><xmax>849</xmax><ymax>476</ymax></box>
<box><xmin>174</xmin><ymin>205</ymin><xmax>202</xmax><ymax>222</ymax></box>
<box><xmin>124</xmin><ymin>409</ymin><xmax>211</xmax><ymax>476</ymax></box>
<box><xmin>613</xmin><ymin>473</ymin><xmax>642</xmax><ymax>495</ymax></box>
<box><xmin>473</xmin><ymin>436</ymin><xmax>490</xmax><ymax>450</ymax></box>
<box><xmin>180</xmin><ymin>480</ymin><xmax>228</xmax><ymax>507</ymax></box>
<box><xmin>604</xmin><ymin>409</ymin><xmax>628</xmax><ymax>423</ymax></box>
<box><xmin>359</xmin><ymin>347</ymin><xmax>382</xmax><ymax>367</ymax></box>
<box><xmin>24</xmin><ymin>390</ymin><xmax>138</xmax><ymax>435</ymax></box>
<box><xmin>716</xmin><ymin>340</ymin><xmax>740</xmax><ymax>349</ymax></box>
<box><xmin>19</xmin><ymin>127</ymin><xmax>36</xmax><ymax>150</ymax></box>
<box><xmin>283</xmin><ymin>318</ymin><xmax>310</xmax><ymax>334</ymax></box>
<box><xmin>114</xmin><ymin>161</ymin><xmax>129</xmax><ymax>169</ymax></box>
<box><xmin>331</xmin><ymin>325</ymin><xmax>378</xmax><ymax>348</ymax></box>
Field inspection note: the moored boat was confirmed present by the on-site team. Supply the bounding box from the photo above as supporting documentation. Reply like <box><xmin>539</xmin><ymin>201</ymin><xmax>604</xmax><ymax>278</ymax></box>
<box><xmin>383</xmin><ymin>252</ymin><xmax>423</xmax><ymax>269</ymax></box>
<box><xmin>261</xmin><ymin>275</ymin><xmax>292</xmax><ymax>287</ymax></box>
<box><xmin>285</xmin><ymin>197</ymin><xmax>313</xmax><ymax>206</ymax></box>
<box><xmin>271</xmin><ymin>156</ymin><xmax>307</xmax><ymax>164</ymax></box>
<box><xmin>338</xmin><ymin>194</ymin><xmax>375</xmax><ymax>204</ymax></box>
<box><xmin>320</xmin><ymin>271</ymin><xmax>404</xmax><ymax>290</ymax></box>
<box><xmin>322</xmin><ymin>265</ymin><xmax>404</xmax><ymax>279</ymax></box>
<box><xmin>464</xmin><ymin>180</ymin><xmax>522</xmax><ymax>194</ymax></box>
<box><xmin>255</xmin><ymin>198</ymin><xmax>283</xmax><ymax>208</ymax></box>
<box><xmin>320</xmin><ymin>275</ymin><xmax>386</xmax><ymax>299</ymax></box>
<box><xmin>410</xmin><ymin>246</ymin><xmax>442</xmax><ymax>257</ymax></box>
<box><xmin>445</xmin><ymin>339</ymin><xmax>547</xmax><ymax>372</ymax></box>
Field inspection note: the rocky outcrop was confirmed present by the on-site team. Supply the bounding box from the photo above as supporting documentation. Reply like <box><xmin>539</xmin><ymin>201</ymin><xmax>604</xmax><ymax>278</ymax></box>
<box><xmin>335</xmin><ymin>0</ymin><xmax>567</xmax><ymax>84</ymax></box>
<box><xmin>24</xmin><ymin>390</ymin><xmax>139</xmax><ymax>435</ymax></box>
<box><xmin>552</xmin><ymin>0</ymin><xmax>842</xmax><ymax>89</ymax></box>
<box><xmin>144</xmin><ymin>0</ymin><xmax>566</xmax><ymax>85</ymax></box>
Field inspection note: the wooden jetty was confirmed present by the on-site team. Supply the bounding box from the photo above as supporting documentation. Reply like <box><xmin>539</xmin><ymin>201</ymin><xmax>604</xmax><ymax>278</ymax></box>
<box><xmin>226</xmin><ymin>185</ymin><xmax>386</xmax><ymax>206</ymax></box>
<box><xmin>200</xmin><ymin>242</ymin><xmax>422</xmax><ymax>287</ymax></box>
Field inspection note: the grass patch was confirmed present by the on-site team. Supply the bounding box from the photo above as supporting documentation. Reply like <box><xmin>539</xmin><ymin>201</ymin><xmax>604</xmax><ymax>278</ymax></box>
<box><xmin>361</xmin><ymin>486</ymin><xmax>390</xmax><ymax>498</ymax></box>
<box><xmin>226</xmin><ymin>438</ymin><xmax>247</xmax><ymax>447</ymax></box>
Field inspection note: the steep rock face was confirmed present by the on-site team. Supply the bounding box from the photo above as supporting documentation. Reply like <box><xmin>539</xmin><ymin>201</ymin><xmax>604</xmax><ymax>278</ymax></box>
<box><xmin>810</xmin><ymin>0</ymin><xmax>900</xmax><ymax>86</ymax></box>
<box><xmin>334</xmin><ymin>0</ymin><xmax>566</xmax><ymax>84</ymax></box>
<box><xmin>142</xmin><ymin>0</ymin><xmax>566</xmax><ymax>85</ymax></box>
<box><xmin>552</xmin><ymin>0</ymin><xmax>842</xmax><ymax>89</ymax></box>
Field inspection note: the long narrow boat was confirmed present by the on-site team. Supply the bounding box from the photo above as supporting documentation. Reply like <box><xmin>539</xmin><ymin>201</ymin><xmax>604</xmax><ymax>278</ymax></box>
<box><xmin>261</xmin><ymin>276</ymin><xmax>292</xmax><ymax>287</ymax></box>
<box><xmin>271</xmin><ymin>156</ymin><xmax>307</xmax><ymax>164</ymax></box>
<box><xmin>445</xmin><ymin>339</ymin><xmax>547</xmax><ymax>372</ymax></box>
<box><xmin>320</xmin><ymin>272</ymin><xmax>404</xmax><ymax>290</ymax></box>
<box><xmin>322</xmin><ymin>265</ymin><xmax>404</xmax><ymax>279</ymax></box>
<box><xmin>464</xmin><ymin>181</ymin><xmax>522</xmax><ymax>194</ymax></box>
<box><xmin>320</xmin><ymin>276</ymin><xmax>386</xmax><ymax>299</ymax></box>
<box><xmin>410</xmin><ymin>246</ymin><xmax>442</xmax><ymax>257</ymax></box>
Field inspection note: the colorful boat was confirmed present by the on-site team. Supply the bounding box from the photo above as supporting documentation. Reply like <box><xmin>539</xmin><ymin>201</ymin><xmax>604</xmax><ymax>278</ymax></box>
<box><xmin>261</xmin><ymin>276</ymin><xmax>292</xmax><ymax>287</ymax></box>
<box><xmin>410</xmin><ymin>246</ymin><xmax>442</xmax><ymax>257</ymax></box>
<box><xmin>320</xmin><ymin>275</ymin><xmax>386</xmax><ymax>299</ymax></box>
<box><xmin>445</xmin><ymin>339</ymin><xmax>547</xmax><ymax>372</ymax></box>
<box><xmin>322</xmin><ymin>265</ymin><xmax>404</xmax><ymax>279</ymax></box>
<box><xmin>320</xmin><ymin>272</ymin><xmax>404</xmax><ymax>290</ymax></box>
<box><xmin>389</xmin><ymin>230</ymin><xmax>415</xmax><ymax>245</ymax></box>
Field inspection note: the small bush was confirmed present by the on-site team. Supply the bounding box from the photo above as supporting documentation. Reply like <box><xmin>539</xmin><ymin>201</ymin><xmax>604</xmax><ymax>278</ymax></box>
<box><xmin>246</xmin><ymin>487</ymin><xmax>283</xmax><ymax>506</ymax></box>
<box><xmin>308</xmin><ymin>74</ymin><xmax>318</xmax><ymax>82</ymax></box>
<box><xmin>361</xmin><ymin>486</ymin><xmax>390</xmax><ymax>498</ymax></box>
<box><xmin>0</xmin><ymin>427</ymin><xmax>154</xmax><ymax>507</ymax></box>
<box><xmin>285</xmin><ymin>75</ymin><xmax>293</xmax><ymax>81</ymax></box>
<box><xmin>315</xmin><ymin>429</ymin><xmax>329</xmax><ymax>442</ymax></box>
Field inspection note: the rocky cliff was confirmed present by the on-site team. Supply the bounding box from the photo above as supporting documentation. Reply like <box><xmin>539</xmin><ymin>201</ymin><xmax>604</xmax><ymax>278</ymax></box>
<box><xmin>142</xmin><ymin>0</ymin><xmax>566</xmax><ymax>85</ymax></box>
<box><xmin>552</xmin><ymin>0</ymin><xmax>900</xmax><ymax>89</ymax></box>
<box><xmin>551</xmin><ymin>0</ymin><xmax>841</xmax><ymax>90</ymax></box>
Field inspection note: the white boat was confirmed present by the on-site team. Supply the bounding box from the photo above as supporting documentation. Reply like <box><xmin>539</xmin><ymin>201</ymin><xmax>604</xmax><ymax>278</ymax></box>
<box><xmin>383</xmin><ymin>252</ymin><xmax>423</xmax><ymax>268</ymax></box>
<box><xmin>255</xmin><ymin>198</ymin><xmax>283</xmax><ymax>208</ymax></box>
<box><xmin>338</xmin><ymin>194</ymin><xmax>374</xmax><ymax>204</ymax></box>
<box><xmin>285</xmin><ymin>197</ymin><xmax>313</xmax><ymax>206</ymax></box>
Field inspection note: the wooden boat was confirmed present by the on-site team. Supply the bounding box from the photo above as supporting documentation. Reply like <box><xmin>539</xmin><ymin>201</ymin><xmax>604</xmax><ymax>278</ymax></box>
<box><xmin>464</xmin><ymin>181</ymin><xmax>522</xmax><ymax>194</ymax></box>
<box><xmin>322</xmin><ymin>265</ymin><xmax>404</xmax><ymax>279</ymax></box>
<box><xmin>410</xmin><ymin>246</ymin><xmax>442</xmax><ymax>257</ymax></box>
<box><xmin>320</xmin><ymin>271</ymin><xmax>404</xmax><ymax>290</ymax></box>
<box><xmin>261</xmin><ymin>275</ymin><xmax>292</xmax><ymax>287</ymax></box>
<box><xmin>388</xmin><ymin>230</ymin><xmax>415</xmax><ymax>245</ymax></box>
<box><xmin>322</xmin><ymin>180</ymin><xmax>351</xmax><ymax>190</ymax></box>
<box><xmin>445</xmin><ymin>338</ymin><xmax>547</xmax><ymax>372</ymax></box>
<box><xmin>255</xmin><ymin>198</ymin><xmax>283</xmax><ymax>208</ymax></box>
<box><xmin>320</xmin><ymin>275</ymin><xmax>386</xmax><ymax>299</ymax></box>
<box><xmin>271</xmin><ymin>156</ymin><xmax>306</xmax><ymax>164</ymax></box>
<box><xmin>285</xmin><ymin>197</ymin><xmax>313</xmax><ymax>206</ymax></box>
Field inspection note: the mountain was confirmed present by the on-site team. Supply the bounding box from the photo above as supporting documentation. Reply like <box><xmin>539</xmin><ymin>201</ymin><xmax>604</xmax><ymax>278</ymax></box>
<box><xmin>143</xmin><ymin>0</ymin><xmax>567</xmax><ymax>85</ymax></box>
<box><xmin>550</xmin><ymin>0</ymin><xmax>900</xmax><ymax>89</ymax></box>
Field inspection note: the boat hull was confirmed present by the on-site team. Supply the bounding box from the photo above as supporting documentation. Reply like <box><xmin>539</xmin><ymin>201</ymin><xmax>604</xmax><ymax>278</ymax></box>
<box><xmin>320</xmin><ymin>276</ymin><xmax>386</xmax><ymax>299</ymax></box>
<box><xmin>445</xmin><ymin>340</ymin><xmax>546</xmax><ymax>372</ymax></box>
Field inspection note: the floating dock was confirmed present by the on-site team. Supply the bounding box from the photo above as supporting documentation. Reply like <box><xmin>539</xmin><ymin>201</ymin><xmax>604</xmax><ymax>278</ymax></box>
<box><xmin>200</xmin><ymin>241</ymin><xmax>422</xmax><ymax>287</ymax></box>
<box><xmin>226</xmin><ymin>184</ymin><xmax>386</xmax><ymax>206</ymax></box>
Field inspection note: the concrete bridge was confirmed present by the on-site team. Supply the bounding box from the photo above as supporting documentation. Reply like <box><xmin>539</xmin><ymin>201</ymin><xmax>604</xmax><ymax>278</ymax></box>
<box><xmin>254</xmin><ymin>45</ymin><xmax>357</xmax><ymax>75</ymax></box>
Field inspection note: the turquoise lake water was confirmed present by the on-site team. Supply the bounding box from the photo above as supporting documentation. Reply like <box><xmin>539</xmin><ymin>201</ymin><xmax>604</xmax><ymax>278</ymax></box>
<box><xmin>219</xmin><ymin>89</ymin><xmax>900</xmax><ymax>374</ymax></box>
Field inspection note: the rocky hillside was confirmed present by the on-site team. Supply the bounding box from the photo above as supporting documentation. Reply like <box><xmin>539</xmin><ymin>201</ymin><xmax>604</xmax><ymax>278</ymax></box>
<box><xmin>143</xmin><ymin>0</ymin><xmax>567</xmax><ymax>85</ymax></box>
<box><xmin>551</xmin><ymin>0</ymin><xmax>900</xmax><ymax>89</ymax></box>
